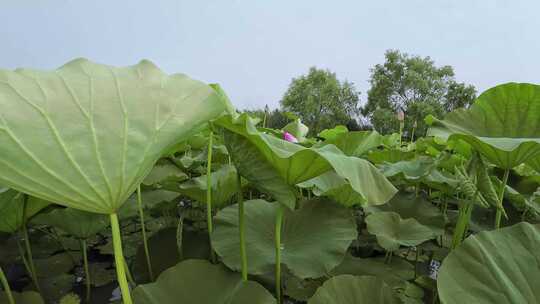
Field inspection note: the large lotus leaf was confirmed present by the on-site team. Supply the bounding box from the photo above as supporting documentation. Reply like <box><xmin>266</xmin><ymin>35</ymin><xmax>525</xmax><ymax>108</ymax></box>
<box><xmin>0</xmin><ymin>59</ymin><xmax>231</xmax><ymax>214</ymax></box>
<box><xmin>318</xmin><ymin>131</ymin><xmax>382</xmax><ymax>157</ymax></box>
<box><xmin>368</xmin><ymin>149</ymin><xmax>415</xmax><ymax>165</ymax></box>
<box><xmin>427</xmin><ymin>83</ymin><xmax>540</xmax><ymax>169</ymax></box>
<box><xmin>283</xmin><ymin>119</ymin><xmax>309</xmax><ymax>142</ymax></box>
<box><xmin>365</xmin><ymin>193</ymin><xmax>445</xmax><ymax>235</ymax></box>
<box><xmin>0</xmin><ymin>189</ymin><xmax>51</xmax><ymax>233</ymax></box>
<box><xmin>0</xmin><ymin>291</ymin><xmax>44</xmax><ymax>304</ymax></box>
<box><xmin>132</xmin><ymin>259</ymin><xmax>276</xmax><ymax>304</ymax></box>
<box><xmin>297</xmin><ymin>159</ymin><xmax>397</xmax><ymax>207</ymax></box>
<box><xmin>379</xmin><ymin>156</ymin><xmax>438</xmax><ymax>182</ymax></box>
<box><xmin>318</xmin><ymin>125</ymin><xmax>348</xmax><ymax>140</ymax></box>
<box><xmin>142</xmin><ymin>161</ymin><xmax>188</xmax><ymax>187</ymax></box>
<box><xmin>527</xmin><ymin>154</ymin><xmax>540</xmax><ymax>172</ymax></box>
<box><xmin>212</xmin><ymin>199</ymin><xmax>357</xmax><ymax>278</ymax></box>
<box><xmin>171</xmin><ymin>164</ymin><xmax>240</xmax><ymax>208</ymax></box>
<box><xmin>32</xmin><ymin>207</ymin><xmax>108</xmax><ymax>238</ymax></box>
<box><xmin>308</xmin><ymin>275</ymin><xmax>398</xmax><ymax>304</ymax></box>
<box><xmin>438</xmin><ymin>222</ymin><xmax>540</xmax><ymax>304</ymax></box>
<box><xmin>216</xmin><ymin>114</ymin><xmax>396</xmax><ymax>209</ymax></box>
<box><xmin>118</xmin><ymin>189</ymin><xmax>180</xmax><ymax>219</ymax></box>
<box><xmin>365</xmin><ymin>211</ymin><xmax>438</xmax><ymax>252</ymax></box>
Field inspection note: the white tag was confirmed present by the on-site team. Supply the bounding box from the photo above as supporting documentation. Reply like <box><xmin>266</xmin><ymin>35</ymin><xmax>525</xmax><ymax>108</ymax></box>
<box><xmin>428</xmin><ymin>259</ymin><xmax>441</xmax><ymax>280</ymax></box>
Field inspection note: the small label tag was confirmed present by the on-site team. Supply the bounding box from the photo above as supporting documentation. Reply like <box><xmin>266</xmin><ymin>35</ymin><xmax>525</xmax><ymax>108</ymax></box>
<box><xmin>428</xmin><ymin>259</ymin><xmax>441</xmax><ymax>280</ymax></box>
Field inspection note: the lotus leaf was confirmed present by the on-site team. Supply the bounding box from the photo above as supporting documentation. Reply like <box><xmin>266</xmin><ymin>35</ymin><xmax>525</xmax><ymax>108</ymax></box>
<box><xmin>427</xmin><ymin>83</ymin><xmax>540</xmax><ymax>169</ymax></box>
<box><xmin>308</xmin><ymin>275</ymin><xmax>398</xmax><ymax>304</ymax></box>
<box><xmin>0</xmin><ymin>291</ymin><xmax>43</xmax><ymax>304</ymax></box>
<box><xmin>438</xmin><ymin>222</ymin><xmax>540</xmax><ymax>304</ymax></box>
<box><xmin>365</xmin><ymin>211</ymin><xmax>439</xmax><ymax>251</ymax></box>
<box><xmin>212</xmin><ymin>199</ymin><xmax>357</xmax><ymax>278</ymax></box>
<box><xmin>0</xmin><ymin>189</ymin><xmax>50</xmax><ymax>233</ymax></box>
<box><xmin>0</xmin><ymin>59</ymin><xmax>230</xmax><ymax>213</ymax></box>
<box><xmin>132</xmin><ymin>259</ymin><xmax>276</xmax><ymax>304</ymax></box>
<box><xmin>216</xmin><ymin>114</ymin><xmax>396</xmax><ymax>209</ymax></box>
<box><xmin>32</xmin><ymin>207</ymin><xmax>108</xmax><ymax>239</ymax></box>
<box><xmin>172</xmin><ymin>164</ymin><xmax>240</xmax><ymax>208</ymax></box>
<box><xmin>318</xmin><ymin>131</ymin><xmax>382</xmax><ymax>157</ymax></box>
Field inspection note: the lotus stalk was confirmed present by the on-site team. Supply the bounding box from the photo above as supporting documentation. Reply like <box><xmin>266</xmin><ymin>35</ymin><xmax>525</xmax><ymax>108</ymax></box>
<box><xmin>494</xmin><ymin>169</ymin><xmax>510</xmax><ymax>229</ymax></box>
<box><xmin>137</xmin><ymin>186</ymin><xmax>154</xmax><ymax>280</ymax></box>
<box><xmin>237</xmin><ymin>173</ymin><xmax>248</xmax><ymax>281</ymax></box>
<box><xmin>110</xmin><ymin>213</ymin><xmax>133</xmax><ymax>304</ymax></box>
<box><xmin>21</xmin><ymin>195</ymin><xmax>41</xmax><ymax>294</ymax></box>
<box><xmin>274</xmin><ymin>205</ymin><xmax>284</xmax><ymax>304</ymax></box>
<box><xmin>206</xmin><ymin>130</ymin><xmax>216</xmax><ymax>263</ymax></box>
<box><xmin>80</xmin><ymin>239</ymin><xmax>91</xmax><ymax>303</ymax></box>
<box><xmin>0</xmin><ymin>265</ymin><xmax>15</xmax><ymax>304</ymax></box>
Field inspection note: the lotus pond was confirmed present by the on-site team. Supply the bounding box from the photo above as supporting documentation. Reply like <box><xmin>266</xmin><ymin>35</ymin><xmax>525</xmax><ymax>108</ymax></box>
<box><xmin>0</xmin><ymin>60</ymin><xmax>539</xmax><ymax>304</ymax></box>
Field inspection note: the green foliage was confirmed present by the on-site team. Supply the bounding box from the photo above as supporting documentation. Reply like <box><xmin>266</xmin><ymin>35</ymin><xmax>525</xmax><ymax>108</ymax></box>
<box><xmin>212</xmin><ymin>199</ymin><xmax>357</xmax><ymax>278</ymax></box>
<box><xmin>281</xmin><ymin>67</ymin><xmax>360</xmax><ymax>134</ymax></box>
<box><xmin>438</xmin><ymin>223</ymin><xmax>540</xmax><ymax>304</ymax></box>
<box><xmin>363</xmin><ymin>49</ymin><xmax>476</xmax><ymax>136</ymax></box>
<box><xmin>427</xmin><ymin>82</ymin><xmax>540</xmax><ymax>169</ymax></box>
<box><xmin>132</xmin><ymin>259</ymin><xmax>276</xmax><ymax>304</ymax></box>
<box><xmin>308</xmin><ymin>275</ymin><xmax>399</xmax><ymax>304</ymax></box>
<box><xmin>0</xmin><ymin>59</ymin><xmax>232</xmax><ymax>214</ymax></box>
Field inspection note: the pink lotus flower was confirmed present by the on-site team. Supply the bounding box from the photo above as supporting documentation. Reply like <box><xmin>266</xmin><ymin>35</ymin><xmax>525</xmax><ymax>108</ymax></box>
<box><xmin>397</xmin><ymin>110</ymin><xmax>405</xmax><ymax>122</ymax></box>
<box><xmin>283</xmin><ymin>131</ymin><xmax>298</xmax><ymax>143</ymax></box>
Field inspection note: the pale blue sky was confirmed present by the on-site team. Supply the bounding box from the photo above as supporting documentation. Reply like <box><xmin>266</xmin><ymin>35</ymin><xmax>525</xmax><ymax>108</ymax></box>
<box><xmin>1</xmin><ymin>1</ymin><xmax>538</xmax><ymax>109</ymax></box>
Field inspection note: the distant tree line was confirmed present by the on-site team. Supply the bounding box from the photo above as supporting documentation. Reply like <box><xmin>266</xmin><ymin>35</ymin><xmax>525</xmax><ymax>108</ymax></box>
<box><xmin>245</xmin><ymin>49</ymin><xmax>476</xmax><ymax>137</ymax></box>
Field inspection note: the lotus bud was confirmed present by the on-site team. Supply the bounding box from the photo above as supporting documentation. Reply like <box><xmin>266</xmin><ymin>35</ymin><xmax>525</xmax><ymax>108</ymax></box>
<box><xmin>283</xmin><ymin>131</ymin><xmax>299</xmax><ymax>143</ymax></box>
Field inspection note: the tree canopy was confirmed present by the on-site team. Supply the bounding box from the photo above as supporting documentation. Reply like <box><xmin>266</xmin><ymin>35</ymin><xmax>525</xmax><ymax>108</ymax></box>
<box><xmin>280</xmin><ymin>67</ymin><xmax>361</xmax><ymax>134</ymax></box>
<box><xmin>362</xmin><ymin>50</ymin><xmax>476</xmax><ymax>136</ymax></box>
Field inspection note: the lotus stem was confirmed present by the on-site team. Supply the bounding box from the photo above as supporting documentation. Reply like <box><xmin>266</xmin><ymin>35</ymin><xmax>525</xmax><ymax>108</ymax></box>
<box><xmin>206</xmin><ymin>130</ymin><xmax>216</xmax><ymax>263</ymax></box>
<box><xmin>452</xmin><ymin>202</ymin><xmax>473</xmax><ymax>249</ymax></box>
<box><xmin>237</xmin><ymin>173</ymin><xmax>248</xmax><ymax>281</ymax></box>
<box><xmin>80</xmin><ymin>239</ymin><xmax>91</xmax><ymax>303</ymax></box>
<box><xmin>494</xmin><ymin>169</ymin><xmax>510</xmax><ymax>229</ymax></box>
<box><xmin>274</xmin><ymin>205</ymin><xmax>284</xmax><ymax>304</ymax></box>
<box><xmin>123</xmin><ymin>256</ymin><xmax>136</xmax><ymax>286</ymax></box>
<box><xmin>137</xmin><ymin>186</ymin><xmax>154</xmax><ymax>281</ymax></box>
<box><xmin>0</xmin><ymin>265</ymin><xmax>14</xmax><ymax>304</ymax></box>
<box><xmin>109</xmin><ymin>213</ymin><xmax>133</xmax><ymax>304</ymax></box>
<box><xmin>22</xmin><ymin>195</ymin><xmax>41</xmax><ymax>294</ymax></box>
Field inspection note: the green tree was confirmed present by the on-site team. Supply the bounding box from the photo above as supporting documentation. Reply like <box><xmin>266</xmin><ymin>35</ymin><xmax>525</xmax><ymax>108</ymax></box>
<box><xmin>362</xmin><ymin>50</ymin><xmax>476</xmax><ymax>137</ymax></box>
<box><xmin>280</xmin><ymin>67</ymin><xmax>360</xmax><ymax>134</ymax></box>
<box><xmin>243</xmin><ymin>106</ymin><xmax>290</xmax><ymax>129</ymax></box>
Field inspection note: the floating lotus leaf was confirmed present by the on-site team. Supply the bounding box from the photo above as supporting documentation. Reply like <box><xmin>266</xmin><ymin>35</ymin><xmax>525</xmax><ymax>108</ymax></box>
<box><xmin>0</xmin><ymin>189</ymin><xmax>51</xmax><ymax>233</ymax></box>
<box><xmin>212</xmin><ymin>199</ymin><xmax>357</xmax><ymax>278</ymax></box>
<box><xmin>0</xmin><ymin>59</ymin><xmax>230</xmax><ymax>214</ymax></box>
<box><xmin>438</xmin><ymin>222</ymin><xmax>540</xmax><ymax>304</ymax></box>
<box><xmin>32</xmin><ymin>207</ymin><xmax>108</xmax><ymax>239</ymax></box>
<box><xmin>308</xmin><ymin>275</ymin><xmax>398</xmax><ymax>304</ymax></box>
<box><xmin>0</xmin><ymin>290</ymin><xmax>43</xmax><ymax>304</ymax></box>
<box><xmin>365</xmin><ymin>211</ymin><xmax>438</xmax><ymax>251</ymax></box>
<box><xmin>330</xmin><ymin>254</ymin><xmax>414</xmax><ymax>289</ymax></box>
<box><xmin>132</xmin><ymin>259</ymin><xmax>276</xmax><ymax>304</ymax></box>
<box><xmin>215</xmin><ymin>114</ymin><xmax>396</xmax><ymax>209</ymax></box>
<box><xmin>427</xmin><ymin>83</ymin><xmax>540</xmax><ymax>169</ymax></box>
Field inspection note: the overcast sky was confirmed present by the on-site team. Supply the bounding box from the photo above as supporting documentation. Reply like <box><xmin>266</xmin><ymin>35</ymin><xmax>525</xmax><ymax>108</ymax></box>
<box><xmin>1</xmin><ymin>1</ymin><xmax>538</xmax><ymax>109</ymax></box>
